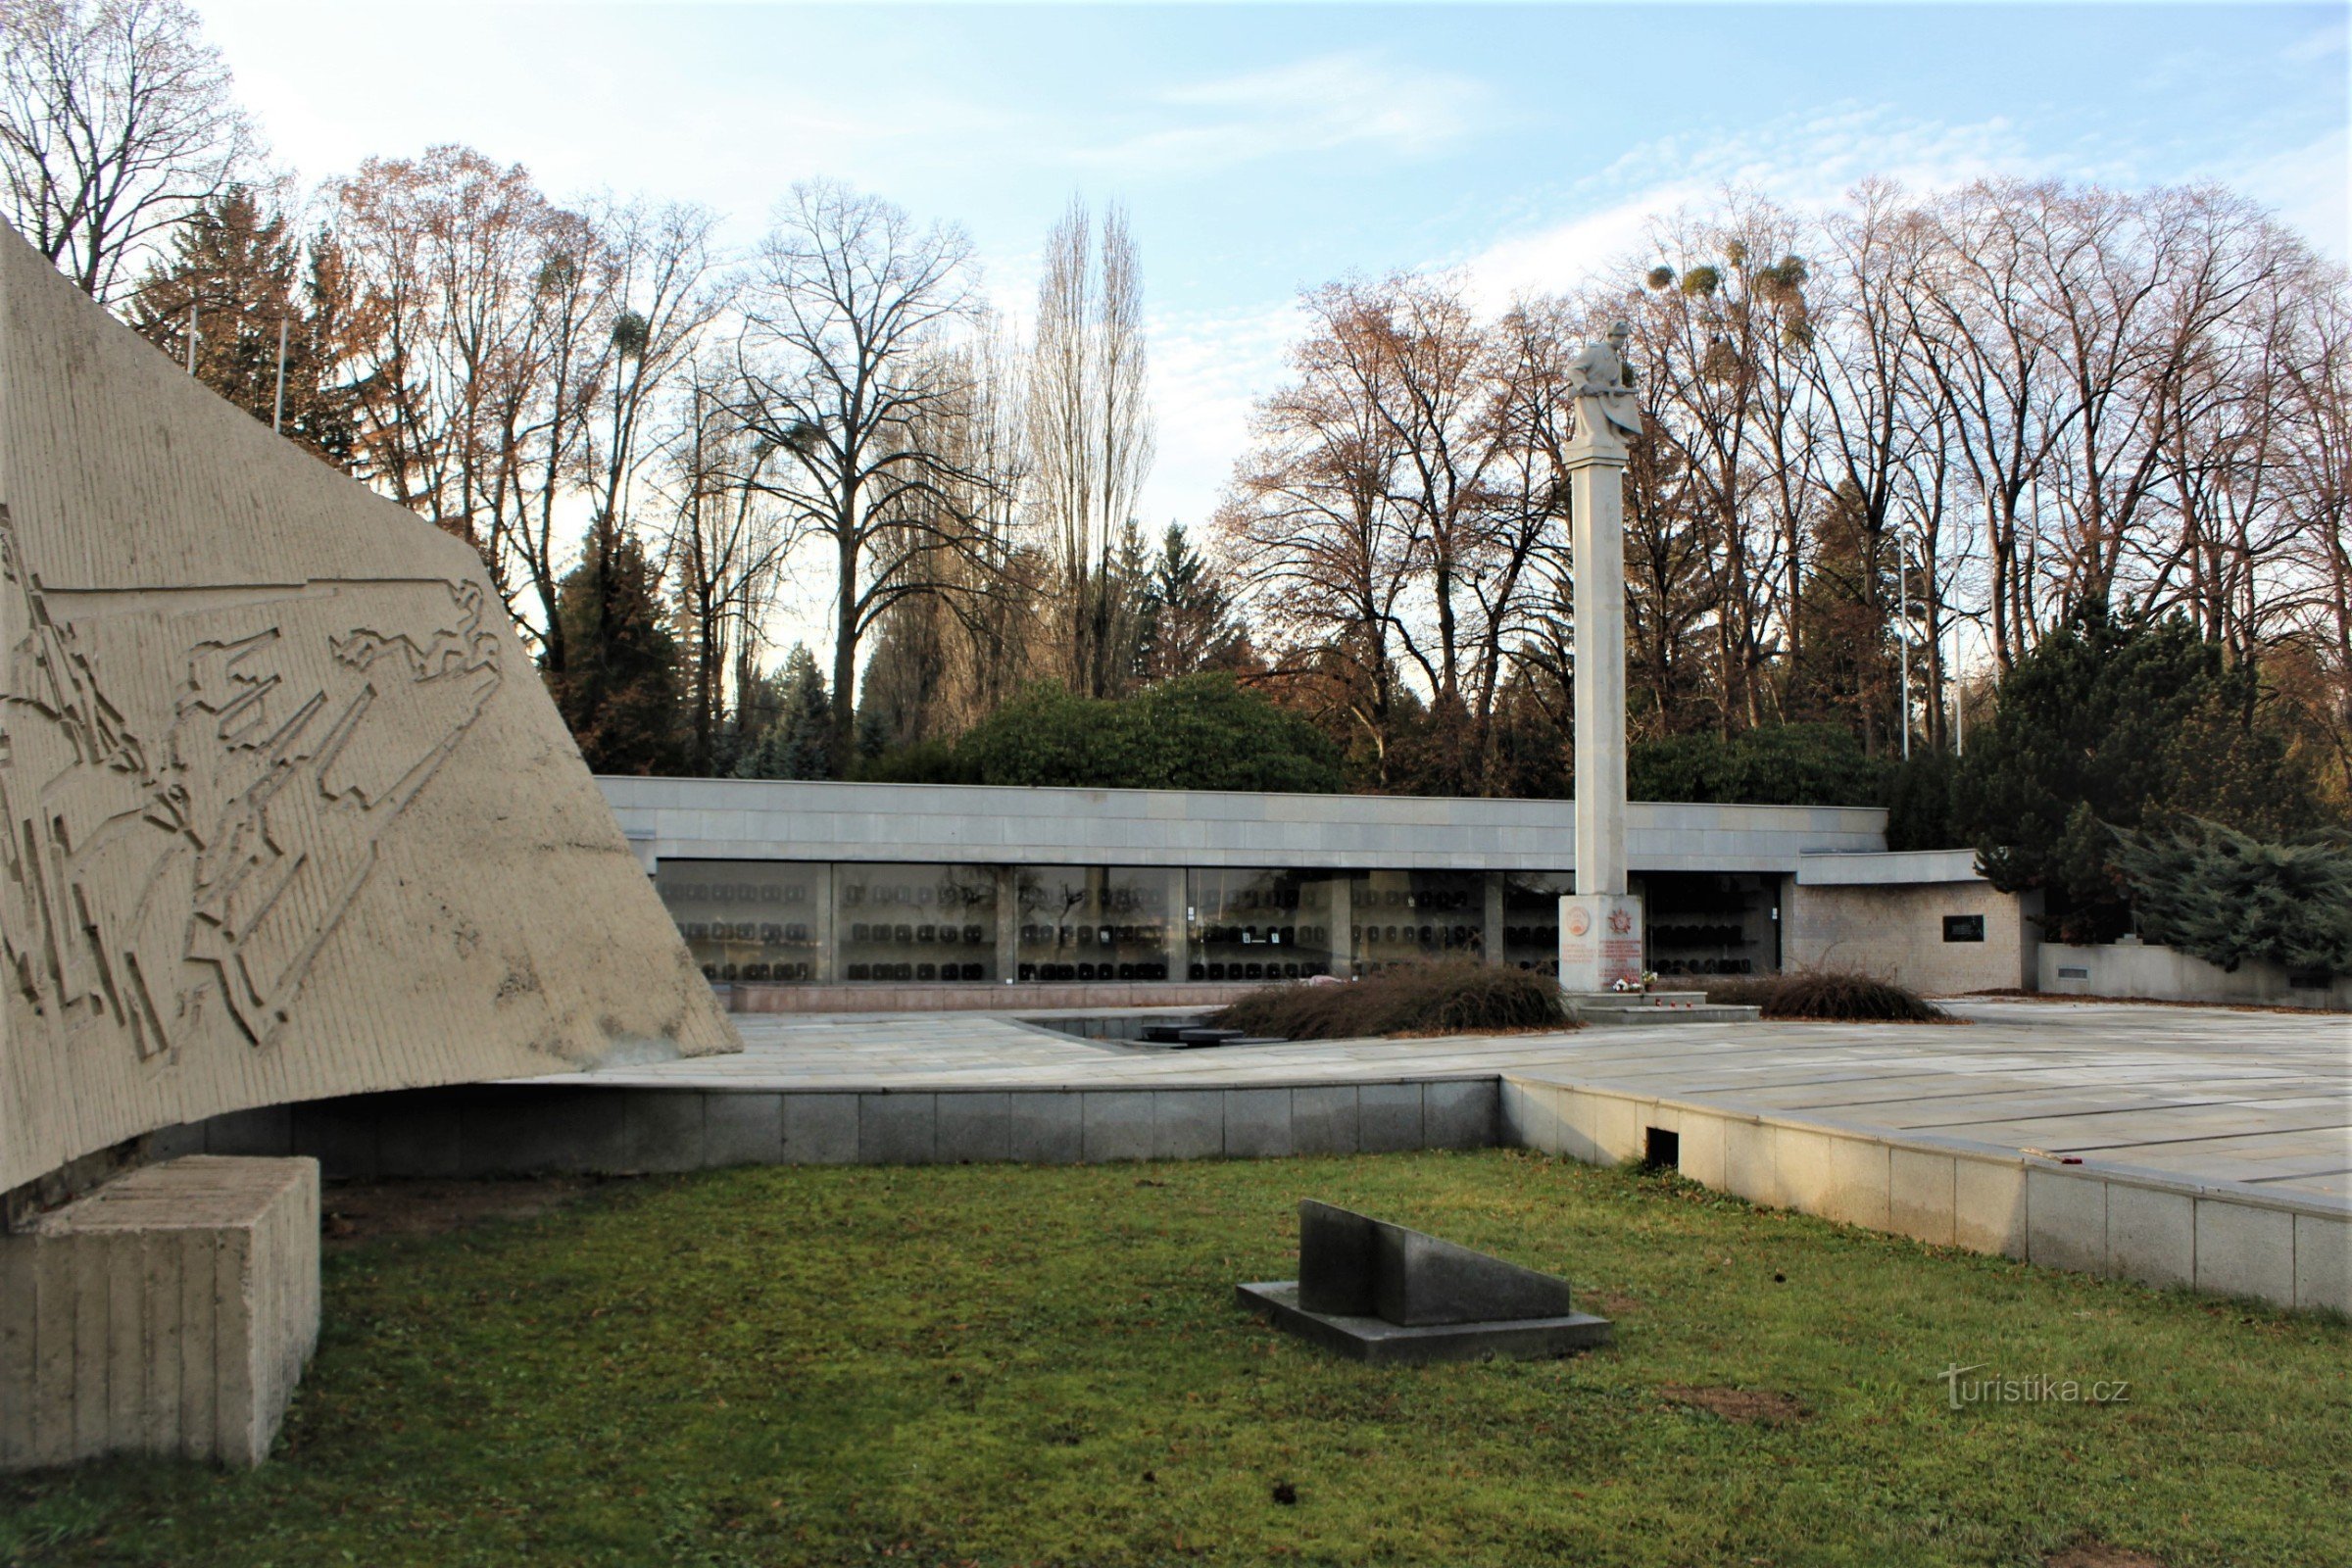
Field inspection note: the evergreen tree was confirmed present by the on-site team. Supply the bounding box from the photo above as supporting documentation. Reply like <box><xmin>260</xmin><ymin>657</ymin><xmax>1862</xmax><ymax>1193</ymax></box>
<box><xmin>128</xmin><ymin>187</ymin><xmax>370</xmax><ymax>466</ymax></box>
<box><xmin>1135</xmin><ymin>523</ymin><xmax>1247</xmax><ymax>681</ymax></box>
<box><xmin>1953</xmin><ymin>603</ymin><xmax>2323</xmax><ymax>943</ymax></box>
<box><xmin>735</xmin><ymin>645</ymin><xmax>834</xmax><ymax>780</ymax></box>
<box><xmin>546</xmin><ymin>523</ymin><xmax>688</xmax><ymax>775</ymax></box>
<box><xmin>2116</xmin><ymin>821</ymin><xmax>2352</xmax><ymax>977</ymax></box>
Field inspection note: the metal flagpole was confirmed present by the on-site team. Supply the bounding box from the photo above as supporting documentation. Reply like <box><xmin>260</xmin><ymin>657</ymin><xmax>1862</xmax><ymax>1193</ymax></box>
<box><xmin>185</xmin><ymin>302</ymin><xmax>197</xmax><ymax>375</ymax></box>
<box><xmin>272</xmin><ymin>317</ymin><xmax>288</xmax><ymax>432</ymax></box>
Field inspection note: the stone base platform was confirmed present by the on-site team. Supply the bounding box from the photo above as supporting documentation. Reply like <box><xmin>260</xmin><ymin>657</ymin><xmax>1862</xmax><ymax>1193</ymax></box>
<box><xmin>1</xmin><ymin>1156</ymin><xmax>319</xmax><ymax>1469</ymax></box>
<box><xmin>1563</xmin><ymin>991</ymin><xmax>1764</xmax><ymax>1026</ymax></box>
<box><xmin>1237</xmin><ymin>1281</ymin><xmax>1614</xmax><ymax>1365</ymax></box>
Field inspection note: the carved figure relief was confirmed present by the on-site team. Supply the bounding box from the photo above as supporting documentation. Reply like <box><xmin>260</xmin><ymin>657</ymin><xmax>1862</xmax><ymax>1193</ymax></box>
<box><xmin>0</xmin><ymin>507</ymin><xmax>502</xmax><ymax>1067</ymax></box>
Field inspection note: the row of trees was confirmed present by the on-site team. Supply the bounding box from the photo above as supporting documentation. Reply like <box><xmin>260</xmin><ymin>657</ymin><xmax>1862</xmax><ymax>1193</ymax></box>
<box><xmin>4</xmin><ymin>0</ymin><xmax>2346</xmax><ymax>837</ymax></box>
<box><xmin>1218</xmin><ymin>183</ymin><xmax>2352</xmax><ymax>807</ymax></box>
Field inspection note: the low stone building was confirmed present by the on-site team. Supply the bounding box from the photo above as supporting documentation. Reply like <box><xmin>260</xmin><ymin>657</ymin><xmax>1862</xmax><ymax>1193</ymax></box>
<box><xmin>599</xmin><ymin>776</ymin><xmax>2043</xmax><ymax>1006</ymax></box>
<box><xmin>1783</xmin><ymin>850</ymin><xmax>2042</xmax><ymax>994</ymax></box>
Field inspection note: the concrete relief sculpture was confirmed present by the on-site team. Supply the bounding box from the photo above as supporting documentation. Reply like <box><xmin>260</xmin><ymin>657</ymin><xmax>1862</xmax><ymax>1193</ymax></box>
<box><xmin>0</xmin><ymin>221</ymin><xmax>737</xmax><ymax>1196</ymax></box>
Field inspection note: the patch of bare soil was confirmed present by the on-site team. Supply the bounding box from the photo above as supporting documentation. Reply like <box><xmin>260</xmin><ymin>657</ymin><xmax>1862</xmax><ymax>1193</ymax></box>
<box><xmin>320</xmin><ymin>1177</ymin><xmax>611</xmax><ymax>1245</ymax></box>
<box><xmin>1657</xmin><ymin>1384</ymin><xmax>1809</xmax><ymax>1426</ymax></box>
<box><xmin>1586</xmin><ymin>1290</ymin><xmax>1641</xmax><ymax>1318</ymax></box>
<box><xmin>2046</xmin><ymin>1543</ymin><xmax>2170</xmax><ymax>1568</ymax></box>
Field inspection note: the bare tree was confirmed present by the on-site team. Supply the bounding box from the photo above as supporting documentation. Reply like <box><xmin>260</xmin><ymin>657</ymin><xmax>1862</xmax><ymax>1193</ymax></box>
<box><xmin>732</xmin><ymin>179</ymin><xmax>992</xmax><ymax>773</ymax></box>
<box><xmin>1028</xmin><ymin>196</ymin><xmax>1154</xmax><ymax>697</ymax></box>
<box><xmin>0</xmin><ymin>0</ymin><xmax>254</xmax><ymax>302</ymax></box>
<box><xmin>659</xmin><ymin>361</ymin><xmax>795</xmax><ymax>772</ymax></box>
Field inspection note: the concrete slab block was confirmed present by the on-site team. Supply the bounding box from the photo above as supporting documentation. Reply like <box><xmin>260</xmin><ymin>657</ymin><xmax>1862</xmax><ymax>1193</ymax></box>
<box><xmin>1357</xmin><ymin>1084</ymin><xmax>1423</xmax><ymax>1153</ymax></box>
<box><xmin>1888</xmin><ymin>1149</ymin><xmax>1955</xmax><ymax>1246</ymax></box>
<box><xmin>2293</xmin><ymin>1214</ymin><xmax>2350</xmax><ymax>1315</ymax></box>
<box><xmin>2104</xmin><ymin>1184</ymin><xmax>2194</xmax><ymax>1291</ymax></box>
<box><xmin>624</xmin><ymin>1093</ymin><xmax>706</xmax><ymax>1174</ymax></box>
<box><xmin>1947</xmin><ymin>1156</ymin><xmax>2027</xmax><ymax>1259</ymax></box>
<box><xmin>703</xmin><ymin>1094</ymin><xmax>785</xmax><ymax>1167</ymax></box>
<box><xmin>1152</xmin><ymin>1091</ymin><xmax>1223</xmax><ymax>1160</ymax></box>
<box><xmin>1723</xmin><ymin>1120</ymin><xmax>1778</xmax><ymax>1206</ymax></box>
<box><xmin>1293</xmin><ymin>1087</ymin><xmax>1360</xmax><ymax>1156</ymax></box>
<box><xmin>1422</xmin><ymin>1080</ymin><xmax>1496</xmax><ymax>1151</ymax></box>
<box><xmin>0</xmin><ymin>1238</ymin><xmax>35</xmax><ymax>1466</ymax></box>
<box><xmin>936</xmin><ymin>1094</ymin><xmax>1012</xmax><ymax>1163</ymax></box>
<box><xmin>1083</xmin><ymin>1093</ymin><xmax>1153</xmax><ymax>1162</ymax></box>
<box><xmin>1823</xmin><ymin>1138</ymin><xmax>1890</xmax><ymax>1230</ymax></box>
<box><xmin>782</xmin><ymin>1095</ymin><xmax>859</xmax><ymax>1164</ymax></box>
<box><xmin>1223</xmin><ymin>1089</ymin><xmax>1295</xmax><ymax>1158</ymax></box>
<box><xmin>1237</xmin><ymin>1280</ymin><xmax>1610</xmax><ymax>1365</ymax></box>
<box><xmin>1</xmin><ymin>1157</ymin><xmax>318</xmax><ymax>1469</ymax></box>
<box><xmin>1005</xmin><ymin>1093</ymin><xmax>1084</xmax><ymax>1163</ymax></box>
<box><xmin>859</xmin><ymin>1094</ymin><xmax>937</xmax><ymax>1164</ymax></box>
<box><xmin>2194</xmin><ymin>1199</ymin><xmax>2294</xmax><ymax>1305</ymax></box>
<box><xmin>2024</xmin><ymin>1167</ymin><xmax>2107</xmax><ymax>1274</ymax></box>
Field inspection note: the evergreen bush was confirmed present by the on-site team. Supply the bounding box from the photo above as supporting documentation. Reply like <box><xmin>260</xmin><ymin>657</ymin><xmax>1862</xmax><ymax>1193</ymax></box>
<box><xmin>2114</xmin><ymin>820</ymin><xmax>2352</xmax><ymax>977</ymax></box>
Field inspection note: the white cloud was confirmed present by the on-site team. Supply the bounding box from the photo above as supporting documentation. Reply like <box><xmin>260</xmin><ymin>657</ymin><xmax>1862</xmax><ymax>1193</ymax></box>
<box><xmin>1137</xmin><ymin>299</ymin><xmax>1306</xmax><ymax>533</ymax></box>
<box><xmin>1458</xmin><ymin>103</ymin><xmax>2057</xmax><ymax>309</ymax></box>
<box><xmin>1072</xmin><ymin>52</ymin><xmax>1493</xmax><ymax>175</ymax></box>
<box><xmin>2202</xmin><ymin>123</ymin><xmax>2350</xmax><ymax>260</ymax></box>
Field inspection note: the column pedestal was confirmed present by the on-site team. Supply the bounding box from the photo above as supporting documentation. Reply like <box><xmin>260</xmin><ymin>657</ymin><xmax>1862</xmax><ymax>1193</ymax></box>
<box><xmin>1558</xmin><ymin>894</ymin><xmax>1645</xmax><ymax>993</ymax></box>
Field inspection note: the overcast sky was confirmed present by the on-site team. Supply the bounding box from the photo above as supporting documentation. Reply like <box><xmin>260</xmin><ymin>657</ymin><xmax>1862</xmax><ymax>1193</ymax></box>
<box><xmin>191</xmin><ymin>0</ymin><xmax>2349</xmax><ymax>562</ymax></box>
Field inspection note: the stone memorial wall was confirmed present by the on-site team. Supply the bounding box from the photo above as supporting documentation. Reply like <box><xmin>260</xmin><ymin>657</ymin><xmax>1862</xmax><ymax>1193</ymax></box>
<box><xmin>0</xmin><ymin>223</ymin><xmax>737</xmax><ymax>1197</ymax></box>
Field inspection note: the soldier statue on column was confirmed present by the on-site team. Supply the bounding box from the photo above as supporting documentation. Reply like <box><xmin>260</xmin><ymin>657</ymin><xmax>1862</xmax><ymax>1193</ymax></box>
<box><xmin>1565</xmin><ymin>319</ymin><xmax>1643</xmax><ymax>447</ymax></box>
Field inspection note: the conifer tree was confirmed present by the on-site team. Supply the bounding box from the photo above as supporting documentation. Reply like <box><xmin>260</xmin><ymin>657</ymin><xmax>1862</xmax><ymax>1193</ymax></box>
<box><xmin>547</xmin><ymin>522</ymin><xmax>688</xmax><ymax>775</ymax></box>
<box><xmin>735</xmin><ymin>645</ymin><xmax>834</xmax><ymax>780</ymax></box>
<box><xmin>128</xmin><ymin>187</ymin><xmax>369</xmax><ymax>466</ymax></box>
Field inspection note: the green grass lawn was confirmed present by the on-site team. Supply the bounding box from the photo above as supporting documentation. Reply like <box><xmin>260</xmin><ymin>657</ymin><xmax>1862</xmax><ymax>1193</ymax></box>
<box><xmin>4</xmin><ymin>1151</ymin><xmax>2345</xmax><ymax>1568</ymax></box>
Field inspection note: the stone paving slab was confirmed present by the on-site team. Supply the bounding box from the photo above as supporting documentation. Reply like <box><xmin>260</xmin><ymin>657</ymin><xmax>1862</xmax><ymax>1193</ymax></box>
<box><xmin>536</xmin><ymin>1000</ymin><xmax>2349</xmax><ymax>1210</ymax></box>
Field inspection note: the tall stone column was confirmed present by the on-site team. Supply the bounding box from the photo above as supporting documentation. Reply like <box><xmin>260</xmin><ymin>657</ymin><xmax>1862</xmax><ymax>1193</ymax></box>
<box><xmin>1558</xmin><ymin>323</ymin><xmax>1647</xmax><ymax>995</ymax></box>
<box><xmin>1567</xmin><ymin>419</ymin><xmax>1630</xmax><ymax>900</ymax></box>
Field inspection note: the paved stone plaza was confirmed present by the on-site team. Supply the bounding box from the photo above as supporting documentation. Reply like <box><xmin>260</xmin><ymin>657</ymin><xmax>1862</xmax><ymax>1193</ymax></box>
<box><xmin>547</xmin><ymin>1001</ymin><xmax>2348</xmax><ymax>1207</ymax></box>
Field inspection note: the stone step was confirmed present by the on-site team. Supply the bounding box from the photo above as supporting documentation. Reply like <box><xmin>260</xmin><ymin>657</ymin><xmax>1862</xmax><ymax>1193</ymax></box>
<box><xmin>1561</xmin><ymin>990</ymin><xmax>1710</xmax><ymax>1008</ymax></box>
<box><xmin>1568</xmin><ymin>1003</ymin><xmax>1761</xmax><ymax>1027</ymax></box>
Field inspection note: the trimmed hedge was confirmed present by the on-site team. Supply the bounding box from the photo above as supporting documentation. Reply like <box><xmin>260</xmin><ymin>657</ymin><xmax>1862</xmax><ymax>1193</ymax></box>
<box><xmin>1700</xmin><ymin>971</ymin><xmax>1945</xmax><ymax>1022</ymax></box>
<box><xmin>1210</xmin><ymin>960</ymin><xmax>1572</xmax><ymax>1040</ymax></box>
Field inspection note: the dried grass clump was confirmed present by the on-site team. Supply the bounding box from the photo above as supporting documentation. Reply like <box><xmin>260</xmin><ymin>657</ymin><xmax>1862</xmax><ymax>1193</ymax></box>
<box><xmin>1701</xmin><ymin>970</ymin><xmax>1944</xmax><ymax>1021</ymax></box>
<box><xmin>1210</xmin><ymin>959</ymin><xmax>1572</xmax><ymax>1040</ymax></box>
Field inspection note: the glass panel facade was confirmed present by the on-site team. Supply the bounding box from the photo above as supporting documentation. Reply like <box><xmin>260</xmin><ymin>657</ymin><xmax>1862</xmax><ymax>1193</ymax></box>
<box><xmin>1501</xmin><ymin>871</ymin><xmax>1572</xmax><ymax>975</ymax></box>
<box><xmin>1015</xmin><ymin>866</ymin><xmax>1179</xmax><ymax>982</ymax></box>
<box><xmin>835</xmin><ymin>862</ymin><xmax>1000</xmax><ymax>984</ymax></box>
<box><xmin>1348</xmin><ymin>870</ymin><xmax>1486</xmax><ymax>972</ymax></box>
<box><xmin>649</xmin><ymin>859</ymin><xmax>1775</xmax><ymax>986</ymax></box>
<box><xmin>1643</xmin><ymin>871</ymin><xmax>1779</xmax><ymax>976</ymax></box>
<box><xmin>656</xmin><ymin>859</ymin><xmax>828</xmax><ymax>984</ymax></box>
<box><xmin>1185</xmin><ymin>868</ymin><xmax>1340</xmax><ymax>982</ymax></box>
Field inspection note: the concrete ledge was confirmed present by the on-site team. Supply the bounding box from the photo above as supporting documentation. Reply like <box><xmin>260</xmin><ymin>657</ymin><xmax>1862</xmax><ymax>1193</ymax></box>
<box><xmin>730</xmin><ymin>982</ymin><xmax>1262</xmax><ymax>1014</ymax></box>
<box><xmin>1502</xmin><ymin>1073</ymin><xmax>2340</xmax><ymax>1314</ymax></box>
<box><xmin>168</xmin><ymin>1079</ymin><xmax>1502</xmax><ymax>1177</ymax></box>
<box><xmin>1236</xmin><ymin>1280</ymin><xmax>1612</xmax><ymax>1365</ymax></box>
<box><xmin>2</xmin><ymin>1156</ymin><xmax>319</xmax><ymax>1470</ymax></box>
